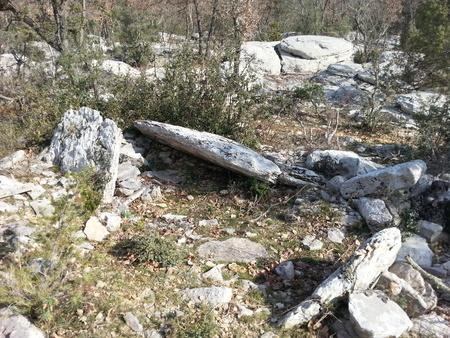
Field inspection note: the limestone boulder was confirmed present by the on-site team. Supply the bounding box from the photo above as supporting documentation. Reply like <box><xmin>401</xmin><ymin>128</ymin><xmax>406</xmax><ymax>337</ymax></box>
<box><xmin>197</xmin><ymin>238</ymin><xmax>268</xmax><ymax>262</ymax></box>
<box><xmin>340</xmin><ymin>160</ymin><xmax>427</xmax><ymax>199</ymax></box>
<box><xmin>279</xmin><ymin>36</ymin><xmax>354</xmax><ymax>60</ymax></box>
<box><xmin>349</xmin><ymin>291</ymin><xmax>413</xmax><ymax>338</ymax></box>
<box><xmin>0</xmin><ymin>307</ymin><xmax>45</xmax><ymax>338</ymax></box>
<box><xmin>134</xmin><ymin>121</ymin><xmax>282</xmax><ymax>183</ymax></box>
<box><xmin>240</xmin><ymin>41</ymin><xmax>281</xmax><ymax>76</ymax></box>
<box><xmin>396</xmin><ymin>91</ymin><xmax>447</xmax><ymax>115</ymax></box>
<box><xmin>306</xmin><ymin>150</ymin><xmax>383</xmax><ymax>179</ymax></box>
<box><xmin>43</xmin><ymin>107</ymin><xmax>121</xmax><ymax>202</ymax></box>
<box><xmin>353</xmin><ymin>198</ymin><xmax>393</xmax><ymax>232</ymax></box>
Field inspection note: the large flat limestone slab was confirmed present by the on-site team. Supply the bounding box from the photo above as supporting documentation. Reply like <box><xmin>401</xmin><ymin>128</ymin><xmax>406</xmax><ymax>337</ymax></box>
<box><xmin>134</xmin><ymin>121</ymin><xmax>282</xmax><ymax>183</ymax></box>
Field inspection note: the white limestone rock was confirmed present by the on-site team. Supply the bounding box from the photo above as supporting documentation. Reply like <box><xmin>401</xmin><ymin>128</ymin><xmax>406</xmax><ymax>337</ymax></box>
<box><xmin>180</xmin><ymin>286</ymin><xmax>232</xmax><ymax>308</ymax></box>
<box><xmin>340</xmin><ymin>160</ymin><xmax>427</xmax><ymax>199</ymax></box>
<box><xmin>275</xmin><ymin>261</ymin><xmax>295</xmax><ymax>281</ymax></box>
<box><xmin>0</xmin><ymin>150</ymin><xmax>26</xmax><ymax>169</ymax></box>
<box><xmin>327</xmin><ymin>228</ymin><xmax>345</xmax><ymax>243</ymax></box>
<box><xmin>396</xmin><ymin>92</ymin><xmax>447</xmax><ymax>115</ymax></box>
<box><xmin>197</xmin><ymin>238</ymin><xmax>268</xmax><ymax>262</ymax></box>
<box><xmin>326</xmin><ymin>63</ymin><xmax>363</xmax><ymax>77</ymax></box>
<box><xmin>43</xmin><ymin>107</ymin><xmax>120</xmax><ymax>203</ymax></box>
<box><xmin>123</xmin><ymin>312</ymin><xmax>143</xmax><ymax>332</ymax></box>
<box><xmin>306</xmin><ymin>150</ymin><xmax>383</xmax><ymax>179</ymax></box>
<box><xmin>97</xmin><ymin>59</ymin><xmax>141</xmax><ymax>78</ymax></box>
<box><xmin>349</xmin><ymin>291</ymin><xmax>413</xmax><ymax>338</ymax></box>
<box><xmin>280</xmin><ymin>228</ymin><xmax>402</xmax><ymax>329</ymax></box>
<box><xmin>134</xmin><ymin>121</ymin><xmax>282</xmax><ymax>184</ymax></box>
<box><xmin>240</xmin><ymin>41</ymin><xmax>281</xmax><ymax>76</ymax></box>
<box><xmin>280</xmin><ymin>36</ymin><xmax>354</xmax><ymax>60</ymax></box>
<box><xmin>0</xmin><ymin>202</ymin><xmax>19</xmax><ymax>213</ymax></box>
<box><xmin>396</xmin><ymin>234</ymin><xmax>434</xmax><ymax>267</ymax></box>
<box><xmin>30</xmin><ymin>199</ymin><xmax>55</xmax><ymax>216</ymax></box>
<box><xmin>354</xmin><ymin>198</ymin><xmax>393</xmax><ymax>232</ymax></box>
<box><xmin>0</xmin><ymin>175</ymin><xmax>35</xmax><ymax>199</ymax></box>
<box><xmin>84</xmin><ymin>216</ymin><xmax>109</xmax><ymax>241</ymax></box>
<box><xmin>0</xmin><ymin>307</ymin><xmax>45</xmax><ymax>338</ymax></box>
<box><xmin>418</xmin><ymin>220</ymin><xmax>443</xmax><ymax>243</ymax></box>
<box><xmin>412</xmin><ymin>313</ymin><xmax>450</xmax><ymax>338</ymax></box>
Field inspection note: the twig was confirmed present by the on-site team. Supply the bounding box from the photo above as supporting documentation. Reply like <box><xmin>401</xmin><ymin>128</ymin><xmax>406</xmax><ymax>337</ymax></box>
<box><xmin>405</xmin><ymin>255</ymin><xmax>450</xmax><ymax>295</ymax></box>
<box><xmin>0</xmin><ymin>93</ymin><xmax>14</xmax><ymax>101</ymax></box>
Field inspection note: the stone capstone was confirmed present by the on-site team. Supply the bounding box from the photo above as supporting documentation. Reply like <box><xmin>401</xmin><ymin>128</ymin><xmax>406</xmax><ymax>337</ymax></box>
<box><xmin>43</xmin><ymin>107</ymin><xmax>120</xmax><ymax>202</ymax></box>
<box><xmin>134</xmin><ymin>121</ymin><xmax>282</xmax><ymax>184</ymax></box>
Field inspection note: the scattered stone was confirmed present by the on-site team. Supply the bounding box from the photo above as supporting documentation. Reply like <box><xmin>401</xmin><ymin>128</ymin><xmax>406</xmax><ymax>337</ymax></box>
<box><xmin>326</xmin><ymin>63</ymin><xmax>363</xmax><ymax>77</ymax></box>
<box><xmin>412</xmin><ymin>313</ymin><xmax>450</xmax><ymax>338</ymax></box>
<box><xmin>197</xmin><ymin>238</ymin><xmax>268</xmax><ymax>262</ymax></box>
<box><xmin>396</xmin><ymin>234</ymin><xmax>434</xmax><ymax>267</ymax></box>
<box><xmin>340</xmin><ymin>160</ymin><xmax>427</xmax><ymax>199</ymax></box>
<box><xmin>84</xmin><ymin>216</ymin><xmax>109</xmax><ymax>241</ymax></box>
<box><xmin>260</xmin><ymin>332</ymin><xmax>277</xmax><ymax>338</ymax></box>
<box><xmin>42</xmin><ymin>107</ymin><xmax>120</xmax><ymax>202</ymax></box>
<box><xmin>117</xmin><ymin>162</ymin><xmax>140</xmax><ymax>182</ymax></box>
<box><xmin>280</xmin><ymin>228</ymin><xmax>401</xmax><ymax>328</ymax></box>
<box><xmin>0</xmin><ymin>175</ymin><xmax>35</xmax><ymax>199</ymax></box>
<box><xmin>144</xmin><ymin>169</ymin><xmax>183</xmax><ymax>184</ymax></box>
<box><xmin>353</xmin><ymin>197</ymin><xmax>393</xmax><ymax>232</ymax></box>
<box><xmin>161</xmin><ymin>214</ymin><xmax>187</xmax><ymax>222</ymax></box>
<box><xmin>123</xmin><ymin>312</ymin><xmax>143</xmax><ymax>332</ymax></box>
<box><xmin>418</xmin><ymin>220</ymin><xmax>443</xmax><ymax>243</ymax></box>
<box><xmin>0</xmin><ymin>307</ymin><xmax>45</xmax><ymax>338</ymax></box>
<box><xmin>381</xmin><ymin>262</ymin><xmax>437</xmax><ymax>316</ymax></box>
<box><xmin>198</xmin><ymin>219</ymin><xmax>219</xmax><ymax>227</ymax></box>
<box><xmin>119</xmin><ymin>179</ymin><xmax>142</xmax><ymax>191</ymax></box>
<box><xmin>301</xmin><ymin>235</ymin><xmax>323</xmax><ymax>250</ymax></box>
<box><xmin>29</xmin><ymin>199</ymin><xmax>55</xmax><ymax>216</ymax></box>
<box><xmin>145</xmin><ymin>330</ymin><xmax>163</xmax><ymax>338</ymax></box>
<box><xmin>275</xmin><ymin>261</ymin><xmax>295</xmax><ymax>281</ymax></box>
<box><xmin>98</xmin><ymin>212</ymin><xmax>122</xmax><ymax>232</ymax></box>
<box><xmin>140</xmin><ymin>185</ymin><xmax>162</xmax><ymax>202</ymax></box>
<box><xmin>27</xmin><ymin>185</ymin><xmax>46</xmax><ymax>200</ymax></box>
<box><xmin>396</xmin><ymin>91</ymin><xmax>447</xmax><ymax>115</ymax></box>
<box><xmin>8</xmin><ymin>224</ymin><xmax>36</xmax><ymax>237</ymax></box>
<box><xmin>327</xmin><ymin>228</ymin><xmax>345</xmax><ymax>243</ymax></box>
<box><xmin>134</xmin><ymin>120</ymin><xmax>282</xmax><ymax>184</ymax></box>
<box><xmin>236</xmin><ymin>304</ymin><xmax>254</xmax><ymax>317</ymax></box>
<box><xmin>180</xmin><ymin>286</ymin><xmax>233</xmax><ymax>308</ymax></box>
<box><xmin>349</xmin><ymin>291</ymin><xmax>413</xmax><ymax>338</ymax></box>
<box><xmin>120</xmin><ymin>142</ymin><xmax>146</xmax><ymax>166</ymax></box>
<box><xmin>202</xmin><ymin>265</ymin><xmax>224</xmax><ymax>281</ymax></box>
<box><xmin>0</xmin><ymin>150</ymin><xmax>26</xmax><ymax>169</ymax></box>
<box><xmin>0</xmin><ymin>201</ymin><xmax>19</xmax><ymax>213</ymax></box>
<box><xmin>306</xmin><ymin>150</ymin><xmax>382</xmax><ymax>179</ymax></box>
<box><xmin>326</xmin><ymin>175</ymin><xmax>347</xmax><ymax>194</ymax></box>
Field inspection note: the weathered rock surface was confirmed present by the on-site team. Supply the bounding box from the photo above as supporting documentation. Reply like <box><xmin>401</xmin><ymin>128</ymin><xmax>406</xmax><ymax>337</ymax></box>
<box><xmin>0</xmin><ymin>175</ymin><xmax>35</xmax><ymax>199</ymax></box>
<box><xmin>279</xmin><ymin>36</ymin><xmax>354</xmax><ymax>60</ymax></box>
<box><xmin>84</xmin><ymin>216</ymin><xmax>109</xmax><ymax>242</ymax></box>
<box><xmin>340</xmin><ymin>160</ymin><xmax>427</xmax><ymax>199</ymax></box>
<box><xmin>326</xmin><ymin>63</ymin><xmax>363</xmax><ymax>77</ymax></box>
<box><xmin>0</xmin><ymin>150</ymin><xmax>26</xmax><ymax>169</ymax></box>
<box><xmin>240</xmin><ymin>41</ymin><xmax>281</xmax><ymax>76</ymax></box>
<box><xmin>134</xmin><ymin>121</ymin><xmax>282</xmax><ymax>183</ymax></box>
<box><xmin>306</xmin><ymin>150</ymin><xmax>382</xmax><ymax>179</ymax></box>
<box><xmin>280</xmin><ymin>228</ymin><xmax>402</xmax><ymax>328</ymax></box>
<box><xmin>412</xmin><ymin>313</ymin><xmax>450</xmax><ymax>338</ymax></box>
<box><xmin>43</xmin><ymin>107</ymin><xmax>121</xmax><ymax>202</ymax></box>
<box><xmin>349</xmin><ymin>291</ymin><xmax>413</xmax><ymax>338</ymax></box>
<box><xmin>0</xmin><ymin>307</ymin><xmax>45</xmax><ymax>338</ymax></box>
<box><xmin>418</xmin><ymin>220</ymin><xmax>443</xmax><ymax>243</ymax></box>
<box><xmin>197</xmin><ymin>238</ymin><xmax>268</xmax><ymax>262</ymax></box>
<box><xmin>396</xmin><ymin>91</ymin><xmax>447</xmax><ymax>115</ymax></box>
<box><xmin>180</xmin><ymin>286</ymin><xmax>232</xmax><ymax>308</ymax></box>
<box><xmin>396</xmin><ymin>234</ymin><xmax>434</xmax><ymax>267</ymax></box>
<box><xmin>123</xmin><ymin>312</ymin><xmax>143</xmax><ymax>332</ymax></box>
<box><xmin>353</xmin><ymin>197</ymin><xmax>393</xmax><ymax>232</ymax></box>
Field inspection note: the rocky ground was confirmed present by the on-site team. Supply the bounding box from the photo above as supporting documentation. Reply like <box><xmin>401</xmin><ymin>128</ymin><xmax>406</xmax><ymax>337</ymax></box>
<box><xmin>1</xmin><ymin>34</ymin><xmax>449</xmax><ymax>338</ymax></box>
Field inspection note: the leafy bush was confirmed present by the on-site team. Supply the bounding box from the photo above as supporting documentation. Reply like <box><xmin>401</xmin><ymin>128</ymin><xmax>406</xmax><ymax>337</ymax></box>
<box><xmin>115</xmin><ymin>233</ymin><xmax>185</xmax><ymax>267</ymax></box>
<box><xmin>412</xmin><ymin>98</ymin><xmax>450</xmax><ymax>159</ymax></box>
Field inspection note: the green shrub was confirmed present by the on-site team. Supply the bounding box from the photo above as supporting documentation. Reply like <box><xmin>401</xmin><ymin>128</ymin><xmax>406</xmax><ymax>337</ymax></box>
<box><xmin>115</xmin><ymin>233</ymin><xmax>185</xmax><ymax>267</ymax></box>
